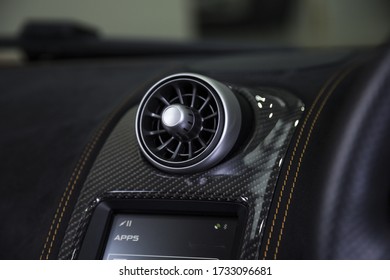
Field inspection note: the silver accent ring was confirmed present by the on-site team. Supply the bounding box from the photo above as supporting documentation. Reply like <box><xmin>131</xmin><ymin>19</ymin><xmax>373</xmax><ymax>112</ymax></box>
<box><xmin>135</xmin><ymin>73</ymin><xmax>242</xmax><ymax>173</ymax></box>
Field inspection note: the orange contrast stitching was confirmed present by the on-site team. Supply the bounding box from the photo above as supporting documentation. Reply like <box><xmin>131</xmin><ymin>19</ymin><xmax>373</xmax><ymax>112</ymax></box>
<box><xmin>262</xmin><ymin>69</ymin><xmax>347</xmax><ymax>260</ymax></box>
<box><xmin>39</xmin><ymin>144</ymin><xmax>91</xmax><ymax>259</ymax></box>
<box><xmin>39</xmin><ymin>70</ymin><xmax>178</xmax><ymax>260</ymax></box>
<box><xmin>273</xmin><ymin>67</ymin><xmax>354</xmax><ymax>259</ymax></box>
<box><xmin>41</xmin><ymin>117</ymin><xmax>112</xmax><ymax>260</ymax></box>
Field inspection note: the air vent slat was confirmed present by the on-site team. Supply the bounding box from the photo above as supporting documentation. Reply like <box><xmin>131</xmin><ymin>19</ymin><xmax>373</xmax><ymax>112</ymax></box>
<box><xmin>199</xmin><ymin>96</ymin><xmax>210</xmax><ymax>112</ymax></box>
<box><xmin>157</xmin><ymin>95</ymin><xmax>170</xmax><ymax>106</ymax></box>
<box><xmin>145</xmin><ymin>129</ymin><xmax>166</xmax><ymax>136</ymax></box>
<box><xmin>146</xmin><ymin>112</ymin><xmax>161</xmax><ymax>119</ymax></box>
<box><xmin>171</xmin><ymin>142</ymin><xmax>182</xmax><ymax>160</ymax></box>
<box><xmin>188</xmin><ymin>141</ymin><xmax>193</xmax><ymax>159</ymax></box>
<box><xmin>174</xmin><ymin>85</ymin><xmax>184</xmax><ymax>104</ymax></box>
<box><xmin>191</xmin><ymin>85</ymin><xmax>197</xmax><ymax>108</ymax></box>
<box><xmin>197</xmin><ymin>137</ymin><xmax>206</xmax><ymax>148</ymax></box>
<box><xmin>157</xmin><ymin>137</ymin><xmax>174</xmax><ymax>151</ymax></box>
<box><xmin>203</xmin><ymin>112</ymin><xmax>218</xmax><ymax>120</ymax></box>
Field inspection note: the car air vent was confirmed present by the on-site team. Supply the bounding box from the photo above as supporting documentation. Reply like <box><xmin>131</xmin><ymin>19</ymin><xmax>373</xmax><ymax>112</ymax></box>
<box><xmin>135</xmin><ymin>73</ymin><xmax>242</xmax><ymax>173</ymax></box>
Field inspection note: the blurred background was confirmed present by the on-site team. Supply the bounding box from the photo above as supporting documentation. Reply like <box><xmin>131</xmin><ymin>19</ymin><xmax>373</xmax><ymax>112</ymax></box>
<box><xmin>0</xmin><ymin>0</ymin><xmax>389</xmax><ymax>46</ymax></box>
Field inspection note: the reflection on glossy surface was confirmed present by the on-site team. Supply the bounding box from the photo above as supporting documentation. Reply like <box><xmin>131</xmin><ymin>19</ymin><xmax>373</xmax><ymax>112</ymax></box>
<box><xmin>59</xmin><ymin>85</ymin><xmax>303</xmax><ymax>260</ymax></box>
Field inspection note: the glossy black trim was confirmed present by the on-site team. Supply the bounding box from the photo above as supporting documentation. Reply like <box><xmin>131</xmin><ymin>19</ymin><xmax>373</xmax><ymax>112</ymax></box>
<box><xmin>77</xmin><ymin>199</ymin><xmax>248</xmax><ymax>260</ymax></box>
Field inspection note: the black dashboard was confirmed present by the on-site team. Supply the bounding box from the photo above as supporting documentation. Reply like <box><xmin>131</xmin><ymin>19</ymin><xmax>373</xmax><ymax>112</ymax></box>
<box><xmin>1</xmin><ymin>44</ymin><xmax>390</xmax><ymax>260</ymax></box>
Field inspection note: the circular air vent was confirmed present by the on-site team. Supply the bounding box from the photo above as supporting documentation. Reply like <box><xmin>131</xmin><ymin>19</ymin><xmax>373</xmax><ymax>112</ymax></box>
<box><xmin>136</xmin><ymin>73</ymin><xmax>241</xmax><ymax>173</ymax></box>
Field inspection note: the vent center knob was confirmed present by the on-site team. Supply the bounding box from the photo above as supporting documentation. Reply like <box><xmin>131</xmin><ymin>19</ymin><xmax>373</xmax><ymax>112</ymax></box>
<box><xmin>162</xmin><ymin>105</ymin><xmax>187</xmax><ymax>127</ymax></box>
<box><xmin>161</xmin><ymin>104</ymin><xmax>198</xmax><ymax>140</ymax></box>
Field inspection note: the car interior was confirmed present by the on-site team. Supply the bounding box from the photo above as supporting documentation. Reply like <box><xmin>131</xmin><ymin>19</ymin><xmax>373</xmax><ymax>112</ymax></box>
<box><xmin>0</xmin><ymin>0</ymin><xmax>390</xmax><ymax>260</ymax></box>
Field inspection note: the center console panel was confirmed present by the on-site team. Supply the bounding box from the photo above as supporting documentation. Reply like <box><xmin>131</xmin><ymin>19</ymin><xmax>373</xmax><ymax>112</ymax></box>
<box><xmin>58</xmin><ymin>74</ymin><xmax>304</xmax><ymax>259</ymax></box>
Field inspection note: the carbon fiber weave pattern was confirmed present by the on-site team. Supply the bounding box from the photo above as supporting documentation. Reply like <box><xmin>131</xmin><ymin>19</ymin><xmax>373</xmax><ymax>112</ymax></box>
<box><xmin>58</xmin><ymin>85</ymin><xmax>304</xmax><ymax>259</ymax></box>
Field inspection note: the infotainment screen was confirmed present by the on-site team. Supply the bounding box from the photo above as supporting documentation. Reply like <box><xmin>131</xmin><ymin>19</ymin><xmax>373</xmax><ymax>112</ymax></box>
<box><xmin>76</xmin><ymin>199</ymin><xmax>247</xmax><ymax>260</ymax></box>
<box><xmin>102</xmin><ymin>214</ymin><xmax>238</xmax><ymax>260</ymax></box>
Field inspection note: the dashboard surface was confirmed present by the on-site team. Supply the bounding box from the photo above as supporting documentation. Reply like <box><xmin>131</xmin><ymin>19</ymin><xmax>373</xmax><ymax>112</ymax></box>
<box><xmin>1</xmin><ymin>46</ymin><xmax>389</xmax><ymax>259</ymax></box>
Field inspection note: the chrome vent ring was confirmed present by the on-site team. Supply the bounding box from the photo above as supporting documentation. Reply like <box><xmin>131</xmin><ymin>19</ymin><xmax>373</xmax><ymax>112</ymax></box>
<box><xmin>136</xmin><ymin>73</ymin><xmax>242</xmax><ymax>173</ymax></box>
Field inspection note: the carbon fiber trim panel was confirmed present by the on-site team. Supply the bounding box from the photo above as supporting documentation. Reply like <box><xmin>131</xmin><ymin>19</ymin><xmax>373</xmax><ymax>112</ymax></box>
<box><xmin>58</xmin><ymin>84</ymin><xmax>304</xmax><ymax>259</ymax></box>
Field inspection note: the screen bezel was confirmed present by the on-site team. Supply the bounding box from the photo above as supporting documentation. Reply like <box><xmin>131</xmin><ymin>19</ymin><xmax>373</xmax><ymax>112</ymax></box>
<box><xmin>77</xmin><ymin>199</ymin><xmax>248</xmax><ymax>260</ymax></box>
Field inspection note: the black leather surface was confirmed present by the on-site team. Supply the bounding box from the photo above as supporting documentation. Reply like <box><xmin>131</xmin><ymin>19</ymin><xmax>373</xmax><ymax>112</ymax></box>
<box><xmin>317</xmin><ymin>48</ymin><xmax>390</xmax><ymax>259</ymax></box>
<box><xmin>260</xmin><ymin>46</ymin><xmax>390</xmax><ymax>259</ymax></box>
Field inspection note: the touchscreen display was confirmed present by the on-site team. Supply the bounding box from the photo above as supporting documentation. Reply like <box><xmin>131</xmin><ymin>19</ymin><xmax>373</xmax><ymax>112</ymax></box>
<box><xmin>102</xmin><ymin>214</ymin><xmax>238</xmax><ymax>260</ymax></box>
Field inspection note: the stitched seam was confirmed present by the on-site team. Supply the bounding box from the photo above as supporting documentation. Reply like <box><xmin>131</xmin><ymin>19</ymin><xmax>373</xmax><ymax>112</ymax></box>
<box><xmin>43</xmin><ymin>116</ymin><xmax>113</xmax><ymax>260</ymax></box>
<box><xmin>39</xmin><ymin>144</ymin><xmax>91</xmax><ymax>260</ymax></box>
<box><xmin>262</xmin><ymin>71</ymin><xmax>342</xmax><ymax>260</ymax></box>
<box><xmin>273</xmin><ymin>67</ymin><xmax>355</xmax><ymax>259</ymax></box>
<box><xmin>39</xmin><ymin>70</ymin><xmax>178</xmax><ymax>260</ymax></box>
